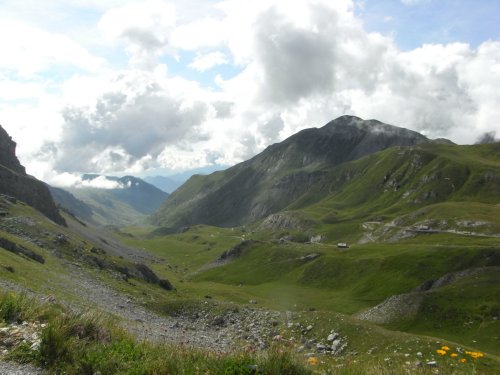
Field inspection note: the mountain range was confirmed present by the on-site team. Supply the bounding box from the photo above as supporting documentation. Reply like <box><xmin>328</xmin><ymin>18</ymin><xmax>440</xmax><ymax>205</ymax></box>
<box><xmin>50</xmin><ymin>174</ymin><xmax>168</xmax><ymax>226</ymax></box>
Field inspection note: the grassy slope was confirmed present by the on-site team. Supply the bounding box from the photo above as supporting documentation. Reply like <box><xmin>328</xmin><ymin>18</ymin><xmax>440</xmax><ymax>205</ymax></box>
<box><xmin>292</xmin><ymin>143</ymin><xmax>499</xmax><ymax>227</ymax></box>
<box><xmin>0</xmin><ymin>202</ymin><xmax>168</xmax><ymax>307</ymax></box>
<box><xmin>118</xmin><ymin>224</ymin><xmax>500</xmax><ymax>357</ymax></box>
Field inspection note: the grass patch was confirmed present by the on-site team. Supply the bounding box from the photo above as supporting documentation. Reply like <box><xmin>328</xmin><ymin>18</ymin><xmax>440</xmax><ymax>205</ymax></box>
<box><xmin>0</xmin><ymin>292</ymin><xmax>311</xmax><ymax>375</ymax></box>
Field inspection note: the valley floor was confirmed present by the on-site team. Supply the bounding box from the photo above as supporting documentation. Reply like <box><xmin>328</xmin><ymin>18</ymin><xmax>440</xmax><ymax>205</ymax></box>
<box><xmin>1</xmin><ymin>203</ymin><xmax>499</xmax><ymax>374</ymax></box>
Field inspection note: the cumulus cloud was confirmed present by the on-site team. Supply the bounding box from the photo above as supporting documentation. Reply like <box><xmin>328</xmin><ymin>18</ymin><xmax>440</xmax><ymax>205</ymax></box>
<box><xmin>207</xmin><ymin>0</ymin><xmax>499</xmax><ymax>144</ymax></box>
<box><xmin>50</xmin><ymin>70</ymin><xmax>209</xmax><ymax>174</ymax></box>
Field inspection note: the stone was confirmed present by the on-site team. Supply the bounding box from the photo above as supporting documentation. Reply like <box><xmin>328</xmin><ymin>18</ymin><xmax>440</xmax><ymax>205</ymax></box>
<box><xmin>331</xmin><ymin>339</ymin><xmax>341</xmax><ymax>351</ymax></box>
<box><xmin>327</xmin><ymin>332</ymin><xmax>338</xmax><ymax>342</ymax></box>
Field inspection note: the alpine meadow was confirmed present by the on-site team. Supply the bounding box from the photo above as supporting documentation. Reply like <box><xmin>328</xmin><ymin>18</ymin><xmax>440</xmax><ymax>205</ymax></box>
<box><xmin>1</xmin><ymin>1</ymin><xmax>499</xmax><ymax>374</ymax></box>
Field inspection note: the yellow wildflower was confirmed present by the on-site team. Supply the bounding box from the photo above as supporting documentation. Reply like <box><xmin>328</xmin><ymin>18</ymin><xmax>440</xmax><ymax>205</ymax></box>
<box><xmin>468</xmin><ymin>351</ymin><xmax>484</xmax><ymax>359</ymax></box>
<box><xmin>436</xmin><ymin>349</ymin><xmax>447</xmax><ymax>356</ymax></box>
<box><xmin>460</xmin><ymin>358</ymin><xmax>467</xmax><ymax>363</ymax></box>
<box><xmin>450</xmin><ymin>353</ymin><xmax>458</xmax><ymax>358</ymax></box>
<box><xmin>441</xmin><ymin>346</ymin><xmax>450</xmax><ymax>351</ymax></box>
<box><xmin>307</xmin><ymin>357</ymin><xmax>319</xmax><ymax>366</ymax></box>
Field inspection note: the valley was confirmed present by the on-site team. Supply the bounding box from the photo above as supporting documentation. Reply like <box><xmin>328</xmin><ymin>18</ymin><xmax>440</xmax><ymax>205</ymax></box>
<box><xmin>1</xmin><ymin>117</ymin><xmax>499</xmax><ymax>374</ymax></box>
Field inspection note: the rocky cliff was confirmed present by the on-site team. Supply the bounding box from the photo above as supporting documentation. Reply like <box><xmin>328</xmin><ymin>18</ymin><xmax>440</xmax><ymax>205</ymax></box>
<box><xmin>0</xmin><ymin>125</ymin><xmax>66</xmax><ymax>225</ymax></box>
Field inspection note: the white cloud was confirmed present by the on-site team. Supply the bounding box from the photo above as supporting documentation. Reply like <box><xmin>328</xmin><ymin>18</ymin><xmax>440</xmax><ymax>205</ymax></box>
<box><xmin>50</xmin><ymin>69</ymin><xmax>210</xmax><ymax>174</ymax></box>
<box><xmin>1</xmin><ymin>0</ymin><xmax>499</xmax><ymax>184</ymax></box>
<box><xmin>189</xmin><ymin>51</ymin><xmax>229</xmax><ymax>72</ymax></box>
<box><xmin>0</xmin><ymin>75</ymin><xmax>46</xmax><ymax>100</ymax></box>
<box><xmin>0</xmin><ymin>20</ymin><xmax>104</xmax><ymax>76</ymax></box>
<box><xmin>98</xmin><ymin>0</ymin><xmax>177</xmax><ymax>68</ymax></box>
<box><xmin>49</xmin><ymin>173</ymin><xmax>125</xmax><ymax>189</ymax></box>
<box><xmin>171</xmin><ymin>17</ymin><xmax>227</xmax><ymax>51</ymax></box>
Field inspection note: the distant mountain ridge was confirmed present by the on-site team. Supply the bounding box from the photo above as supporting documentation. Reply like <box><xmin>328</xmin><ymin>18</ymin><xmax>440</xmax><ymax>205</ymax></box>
<box><xmin>151</xmin><ymin>116</ymin><xmax>430</xmax><ymax>228</ymax></box>
<box><xmin>0</xmin><ymin>125</ymin><xmax>65</xmax><ymax>225</ymax></box>
<box><xmin>52</xmin><ymin>175</ymin><xmax>168</xmax><ymax>226</ymax></box>
<box><xmin>145</xmin><ymin>166</ymin><xmax>230</xmax><ymax>193</ymax></box>
<box><xmin>80</xmin><ymin>174</ymin><xmax>169</xmax><ymax>214</ymax></box>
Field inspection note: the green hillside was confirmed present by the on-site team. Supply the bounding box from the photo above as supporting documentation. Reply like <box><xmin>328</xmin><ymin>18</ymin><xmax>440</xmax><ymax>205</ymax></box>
<box><xmin>151</xmin><ymin>116</ymin><xmax>429</xmax><ymax>228</ymax></box>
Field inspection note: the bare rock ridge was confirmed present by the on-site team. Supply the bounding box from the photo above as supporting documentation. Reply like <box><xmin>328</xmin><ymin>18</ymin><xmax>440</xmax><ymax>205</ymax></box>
<box><xmin>0</xmin><ymin>125</ymin><xmax>65</xmax><ymax>226</ymax></box>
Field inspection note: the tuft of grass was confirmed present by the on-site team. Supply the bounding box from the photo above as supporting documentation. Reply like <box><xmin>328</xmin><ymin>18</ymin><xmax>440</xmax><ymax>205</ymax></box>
<box><xmin>0</xmin><ymin>292</ymin><xmax>36</xmax><ymax>323</ymax></box>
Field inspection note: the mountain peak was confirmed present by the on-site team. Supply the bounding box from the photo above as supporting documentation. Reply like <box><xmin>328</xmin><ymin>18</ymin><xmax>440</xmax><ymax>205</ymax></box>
<box><xmin>152</xmin><ymin>116</ymin><xmax>429</xmax><ymax>228</ymax></box>
<box><xmin>322</xmin><ymin>115</ymin><xmax>426</xmax><ymax>139</ymax></box>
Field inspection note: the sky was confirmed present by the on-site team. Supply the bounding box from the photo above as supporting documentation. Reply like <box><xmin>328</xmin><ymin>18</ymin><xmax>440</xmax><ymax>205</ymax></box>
<box><xmin>0</xmin><ymin>0</ymin><xmax>499</xmax><ymax>187</ymax></box>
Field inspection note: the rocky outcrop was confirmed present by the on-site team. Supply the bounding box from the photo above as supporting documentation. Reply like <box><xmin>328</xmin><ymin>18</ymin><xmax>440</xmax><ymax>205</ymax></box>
<box><xmin>0</xmin><ymin>125</ymin><xmax>65</xmax><ymax>226</ymax></box>
<box><xmin>0</xmin><ymin>237</ymin><xmax>45</xmax><ymax>263</ymax></box>
<box><xmin>82</xmin><ymin>254</ymin><xmax>175</xmax><ymax>291</ymax></box>
<box><xmin>218</xmin><ymin>240</ymin><xmax>258</xmax><ymax>262</ymax></box>
<box><xmin>260</xmin><ymin>211</ymin><xmax>315</xmax><ymax>231</ymax></box>
<box><xmin>0</xmin><ymin>126</ymin><xmax>25</xmax><ymax>174</ymax></box>
<box><xmin>355</xmin><ymin>266</ymin><xmax>500</xmax><ymax>324</ymax></box>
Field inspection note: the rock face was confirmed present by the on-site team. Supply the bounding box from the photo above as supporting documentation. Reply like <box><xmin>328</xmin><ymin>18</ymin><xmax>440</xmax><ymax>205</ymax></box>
<box><xmin>152</xmin><ymin>116</ymin><xmax>428</xmax><ymax>228</ymax></box>
<box><xmin>0</xmin><ymin>125</ymin><xmax>65</xmax><ymax>225</ymax></box>
<box><xmin>0</xmin><ymin>126</ymin><xmax>25</xmax><ymax>174</ymax></box>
